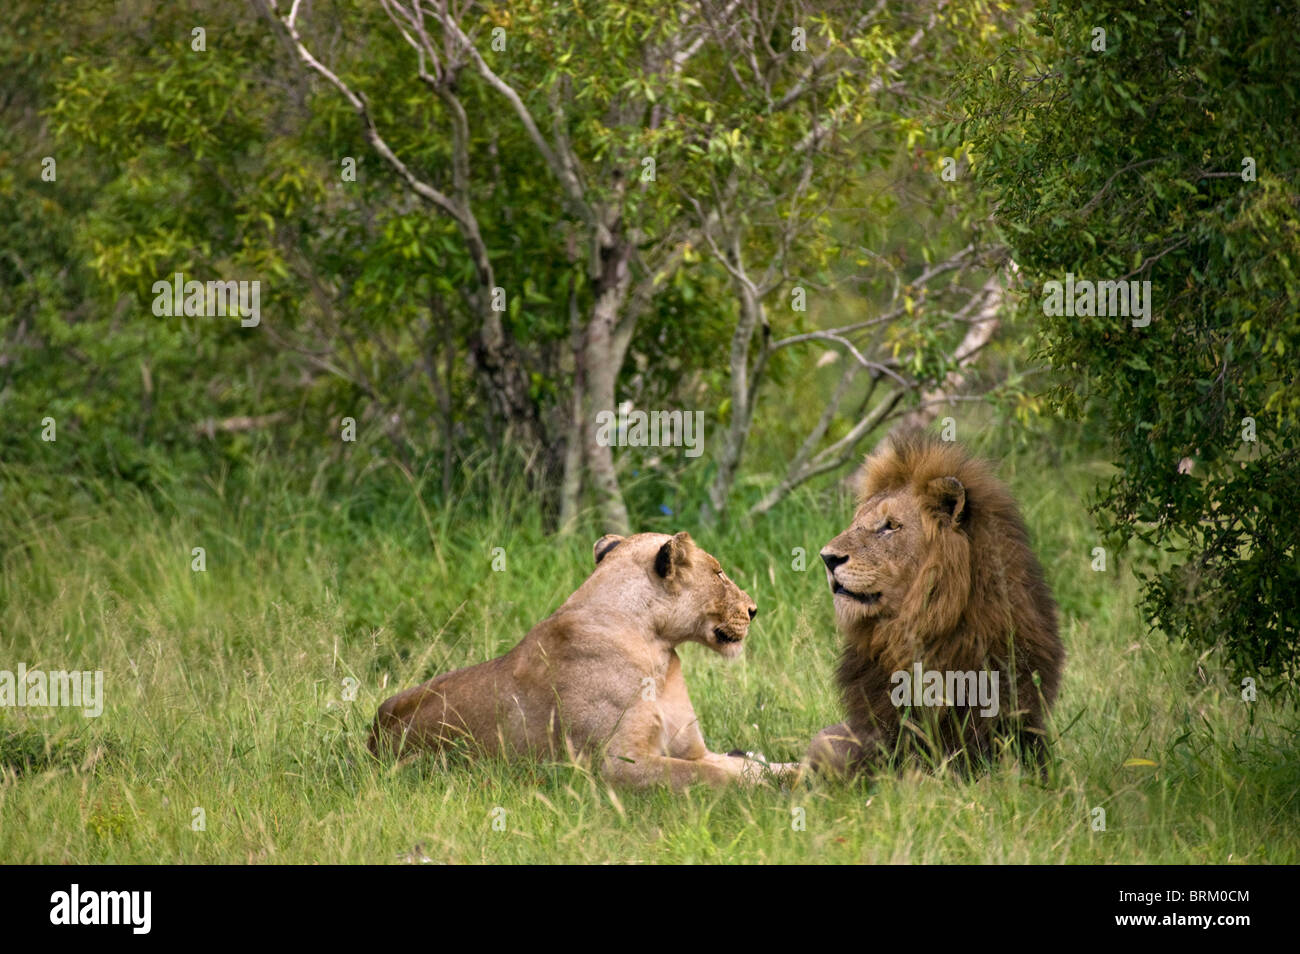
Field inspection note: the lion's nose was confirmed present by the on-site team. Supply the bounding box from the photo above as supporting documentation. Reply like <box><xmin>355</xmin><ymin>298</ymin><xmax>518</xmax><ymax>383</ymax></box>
<box><xmin>821</xmin><ymin>551</ymin><xmax>847</xmax><ymax>572</ymax></box>
<box><xmin>748</xmin><ymin>605</ymin><xmax>757</xmax><ymax>620</ymax></box>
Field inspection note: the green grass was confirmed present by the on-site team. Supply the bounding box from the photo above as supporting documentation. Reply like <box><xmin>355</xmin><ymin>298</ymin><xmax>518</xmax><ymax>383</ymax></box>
<box><xmin>0</xmin><ymin>442</ymin><xmax>1296</xmax><ymax>864</ymax></box>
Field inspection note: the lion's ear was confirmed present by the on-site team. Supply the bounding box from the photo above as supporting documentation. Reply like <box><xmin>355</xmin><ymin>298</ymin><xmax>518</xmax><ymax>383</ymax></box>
<box><xmin>593</xmin><ymin>534</ymin><xmax>624</xmax><ymax>565</ymax></box>
<box><xmin>654</xmin><ymin>531</ymin><xmax>693</xmax><ymax>579</ymax></box>
<box><xmin>925</xmin><ymin>476</ymin><xmax>966</xmax><ymax>525</ymax></box>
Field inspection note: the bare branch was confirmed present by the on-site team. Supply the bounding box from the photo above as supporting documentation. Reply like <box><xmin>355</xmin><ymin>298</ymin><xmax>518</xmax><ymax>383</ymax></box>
<box><xmin>771</xmin><ymin>0</ymin><xmax>888</xmax><ymax>111</ymax></box>
<box><xmin>889</xmin><ymin>268</ymin><xmax>1006</xmax><ymax>434</ymax></box>
<box><xmin>748</xmin><ymin>387</ymin><xmax>908</xmax><ymax>517</ymax></box>
<box><xmin>437</xmin><ymin>11</ymin><xmax>591</xmax><ymax>220</ymax></box>
<box><xmin>268</xmin><ymin>0</ymin><xmax>469</xmax><ymax>233</ymax></box>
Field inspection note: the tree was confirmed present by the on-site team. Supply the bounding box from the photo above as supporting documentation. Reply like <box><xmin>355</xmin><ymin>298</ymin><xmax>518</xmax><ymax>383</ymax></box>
<box><xmin>269</xmin><ymin>0</ymin><xmax>1017</xmax><ymax>527</ymax></box>
<box><xmin>271</xmin><ymin>0</ymin><xmax>713</xmax><ymax>532</ymax></box>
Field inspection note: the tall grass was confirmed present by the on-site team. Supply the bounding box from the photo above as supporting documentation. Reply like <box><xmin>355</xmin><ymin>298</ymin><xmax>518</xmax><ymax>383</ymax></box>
<box><xmin>1</xmin><ymin>436</ymin><xmax>1296</xmax><ymax>863</ymax></box>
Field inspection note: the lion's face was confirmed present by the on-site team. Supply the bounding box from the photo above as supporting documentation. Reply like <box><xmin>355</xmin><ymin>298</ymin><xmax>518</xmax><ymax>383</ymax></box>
<box><xmin>820</xmin><ymin>472</ymin><xmax>966</xmax><ymax>627</ymax></box>
<box><xmin>593</xmin><ymin>531</ymin><xmax>757</xmax><ymax>659</ymax></box>
<box><xmin>820</xmin><ymin>492</ymin><xmax>927</xmax><ymax>623</ymax></box>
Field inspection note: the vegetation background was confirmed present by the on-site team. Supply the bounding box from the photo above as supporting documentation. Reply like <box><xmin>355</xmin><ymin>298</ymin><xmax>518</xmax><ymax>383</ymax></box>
<box><xmin>1</xmin><ymin>0</ymin><xmax>1295</xmax><ymax>862</ymax></box>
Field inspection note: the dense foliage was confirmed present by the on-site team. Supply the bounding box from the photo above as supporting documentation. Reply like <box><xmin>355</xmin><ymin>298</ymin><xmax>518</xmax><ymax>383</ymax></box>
<box><xmin>964</xmin><ymin>0</ymin><xmax>1300</xmax><ymax>686</ymax></box>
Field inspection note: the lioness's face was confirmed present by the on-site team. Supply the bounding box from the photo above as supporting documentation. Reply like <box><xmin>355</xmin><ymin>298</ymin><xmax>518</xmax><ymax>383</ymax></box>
<box><xmin>687</xmin><ymin>553</ymin><xmax>758</xmax><ymax>660</ymax></box>
<box><xmin>593</xmin><ymin>531</ymin><xmax>757</xmax><ymax>659</ymax></box>
<box><xmin>820</xmin><ymin>492</ymin><xmax>926</xmax><ymax>623</ymax></box>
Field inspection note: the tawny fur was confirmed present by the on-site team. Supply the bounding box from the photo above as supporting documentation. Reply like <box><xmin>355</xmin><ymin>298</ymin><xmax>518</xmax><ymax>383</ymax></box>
<box><xmin>368</xmin><ymin>531</ymin><xmax>797</xmax><ymax>789</ymax></box>
<box><xmin>807</xmin><ymin>434</ymin><xmax>1065</xmax><ymax>776</ymax></box>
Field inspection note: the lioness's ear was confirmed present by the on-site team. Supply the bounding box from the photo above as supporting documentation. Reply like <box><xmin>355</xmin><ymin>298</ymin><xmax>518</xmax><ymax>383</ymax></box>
<box><xmin>593</xmin><ymin>534</ymin><xmax>624</xmax><ymax>565</ymax></box>
<box><xmin>654</xmin><ymin>531</ymin><xmax>693</xmax><ymax>578</ymax></box>
<box><xmin>925</xmin><ymin>476</ymin><xmax>966</xmax><ymax>525</ymax></box>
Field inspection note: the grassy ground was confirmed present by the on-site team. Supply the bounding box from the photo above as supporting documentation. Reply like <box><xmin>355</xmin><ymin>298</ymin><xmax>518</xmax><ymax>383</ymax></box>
<box><xmin>1</xmin><ymin>442</ymin><xmax>1296</xmax><ymax>864</ymax></box>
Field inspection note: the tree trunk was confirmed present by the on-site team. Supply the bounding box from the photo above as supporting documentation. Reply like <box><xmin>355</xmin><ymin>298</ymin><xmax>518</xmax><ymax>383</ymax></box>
<box><xmin>706</xmin><ymin>274</ymin><xmax>768</xmax><ymax>520</ymax></box>
<box><xmin>558</xmin><ymin>277</ymin><xmax>586</xmax><ymax>532</ymax></box>
<box><xmin>465</xmin><ymin>285</ymin><xmax>545</xmax><ymax>453</ymax></box>
<box><xmin>581</xmin><ymin>241</ymin><xmax>633</xmax><ymax>534</ymax></box>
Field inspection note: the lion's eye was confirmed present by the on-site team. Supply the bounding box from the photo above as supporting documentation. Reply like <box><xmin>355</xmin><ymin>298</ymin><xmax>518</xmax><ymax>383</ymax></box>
<box><xmin>877</xmin><ymin>519</ymin><xmax>900</xmax><ymax>535</ymax></box>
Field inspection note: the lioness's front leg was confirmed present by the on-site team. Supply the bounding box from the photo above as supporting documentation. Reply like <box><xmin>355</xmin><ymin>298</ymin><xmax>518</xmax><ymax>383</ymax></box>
<box><xmin>602</xmin><ymin>715</ymin><xmax>772</xmax><ymax>789</ymax></box>
<box><xmin>653</xmin><ymin>653</ymin><xmax>795</xmax><ymax>786</ymax></box>
<box><xmin>602</xmin><ymin>749</ymin><xmax>742</xmax><ymax>789</ymax></box>
<box><xmin>603</xmin><ymin>747</ymin><xmax>795</xmax><ymax>788</ymax></box>
<box><xmin>709</xmin><ymin>750</ymin><xmax>802</xmax><ymax>785</ymax></box>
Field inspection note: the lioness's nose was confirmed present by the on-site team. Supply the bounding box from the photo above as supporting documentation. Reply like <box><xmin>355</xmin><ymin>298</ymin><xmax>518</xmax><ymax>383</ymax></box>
<box><xmin>821</xmin><ymin>551</ymin><xmax>847</xmax><ymax>571</ymax></box>
<box><xmin>748</xmin><ymin>605</ymin><xmax>757</xmax><ymax>620</ymax></box>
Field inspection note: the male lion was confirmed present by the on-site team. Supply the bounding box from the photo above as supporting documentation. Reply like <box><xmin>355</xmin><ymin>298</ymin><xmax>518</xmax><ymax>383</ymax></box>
<box><xmin>369</xmin><ymin>531</ymin><xmax>794</xmax><ymax>788</ymax></box>
<box><xmin>807</xmin><ymin>435</ymin><xmax>1065</xmax><ymax>777</ymax></box>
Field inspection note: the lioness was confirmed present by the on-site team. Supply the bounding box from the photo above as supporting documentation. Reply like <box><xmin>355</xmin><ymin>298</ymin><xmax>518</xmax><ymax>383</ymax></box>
<box><xmin>807</xmin><ymin>434</ymin><xmax>1065</xmax><ymax>777</ymax></box>
<box><xmin>369</xmin><ymin>531</ymin><xmax>794</xmax><ymax>788</ymax></box>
